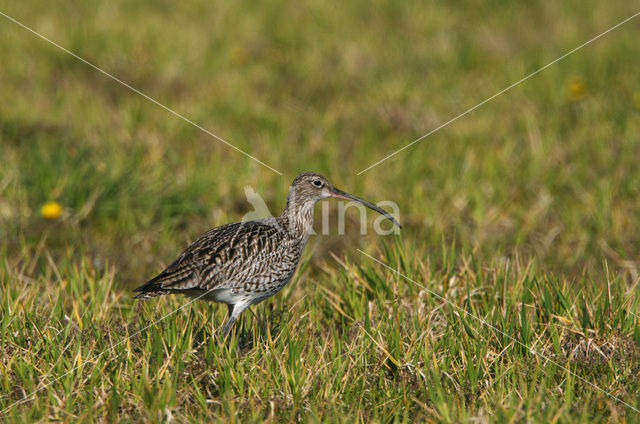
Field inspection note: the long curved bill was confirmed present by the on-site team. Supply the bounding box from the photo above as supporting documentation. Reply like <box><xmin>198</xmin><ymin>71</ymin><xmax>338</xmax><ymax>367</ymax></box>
<box><xmin>331</xmin><ymin>188</ymin><xmax>402</xmax><ymax>229</ymax></box>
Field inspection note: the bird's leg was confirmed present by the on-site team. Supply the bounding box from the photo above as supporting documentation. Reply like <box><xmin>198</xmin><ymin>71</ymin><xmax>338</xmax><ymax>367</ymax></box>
<box><xmin>222</xmin><ymin>304</ymin><xmax>236</xmax><ymax>337</ymax></box>
<box><xmin>221</xmin><ymin>316</ymin><xmax>237</xmax><ymax>338</ymax></box>
<box><xmin>246</xmin><ymin>307</ymin><xmax>262</xmax><ymax>333</ymax></box>
<box><xmin>221</xmin><ymin>303</ymin><xmax>249</xmax><ymax>338</ymax></box>
<box><xmin>247</xmin><ymin>307</ymin><xmax>258</xmax><ymax>319</ymax></box>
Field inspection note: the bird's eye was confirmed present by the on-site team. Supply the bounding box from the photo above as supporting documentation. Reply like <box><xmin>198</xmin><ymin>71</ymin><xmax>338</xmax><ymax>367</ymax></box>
<box><xmin>312</xmin><ymin>180</ymin><xmax>323</xmax><ymax>187</ymax></box>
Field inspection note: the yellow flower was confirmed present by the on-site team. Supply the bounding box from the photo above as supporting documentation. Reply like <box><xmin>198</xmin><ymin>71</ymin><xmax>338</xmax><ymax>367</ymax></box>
<box><xmin>566</xmin><ymin>76</ymin><xmax>587</xmax><ymax>102</ymax></box>
<box><xmin>230</xmin><ymin>45</ymin><xmax>249</xmax><ymax>66</ymax></box>
<box><xmin>633</xmin><ymin>91</ymin><xmax>640</xmax><ymax>110</ymax></box>
<box><xmin>41</xmin><ymin>201</ymin><xmax>63</xmax><ymax>219</ymax></box>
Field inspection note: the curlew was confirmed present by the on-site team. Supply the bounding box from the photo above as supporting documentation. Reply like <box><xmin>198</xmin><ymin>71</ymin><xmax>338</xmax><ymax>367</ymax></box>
<box><xmin>134</xmin><ymin>172</ymin><xmax>400</xmax><ymax>336</ymax></box>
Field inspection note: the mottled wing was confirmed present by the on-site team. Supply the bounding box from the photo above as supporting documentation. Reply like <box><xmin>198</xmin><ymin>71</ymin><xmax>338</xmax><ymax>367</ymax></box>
<box><xmin>133</xmin><ymin>221</ymin><xmax>286</xmax><ymax>298</ymax></box>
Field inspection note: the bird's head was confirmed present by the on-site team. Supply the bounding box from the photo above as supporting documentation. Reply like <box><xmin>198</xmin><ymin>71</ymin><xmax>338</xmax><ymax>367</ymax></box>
<box><xmin>285</xmin><ymin>172</ymin><xmax>401</xmax><ymax>229</ymax></box>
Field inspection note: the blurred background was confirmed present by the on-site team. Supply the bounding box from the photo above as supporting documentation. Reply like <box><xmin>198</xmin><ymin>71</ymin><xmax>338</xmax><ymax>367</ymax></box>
<box><xmin>1</xmin><ymin>0</ymin><xmax>639</xmax><ymax>287</ymax></box>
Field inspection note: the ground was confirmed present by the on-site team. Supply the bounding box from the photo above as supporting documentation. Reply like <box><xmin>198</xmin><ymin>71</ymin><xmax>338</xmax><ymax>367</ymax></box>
<box><xmin>1</xmin><ymin>0</ymin><xmax>640</xmax><ymax>422</ymax></box>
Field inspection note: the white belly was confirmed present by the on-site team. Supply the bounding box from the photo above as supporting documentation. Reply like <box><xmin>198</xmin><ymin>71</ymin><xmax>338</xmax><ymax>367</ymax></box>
<box><xmin>182</xmin><ymin>285</ymin><xmax>281</xmax><ymax>306</ymax></box>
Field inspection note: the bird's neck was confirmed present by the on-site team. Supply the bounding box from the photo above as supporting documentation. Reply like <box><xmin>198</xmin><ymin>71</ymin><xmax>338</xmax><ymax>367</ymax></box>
<box><xmin>279</xmin><ymin>197</ymin><xmax>315</xmax><ymax>239</ymax></box>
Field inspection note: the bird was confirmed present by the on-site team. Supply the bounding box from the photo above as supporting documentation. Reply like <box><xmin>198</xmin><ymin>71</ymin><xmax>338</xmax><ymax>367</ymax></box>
<box><xmin>133</xmin><ymin>172</ymin><xmax>401</xmax><ymax>336</ymax></box>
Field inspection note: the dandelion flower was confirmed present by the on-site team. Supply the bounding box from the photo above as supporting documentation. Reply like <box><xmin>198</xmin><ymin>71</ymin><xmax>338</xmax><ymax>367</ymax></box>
<box><xmin>633</xmin><ymin>91</ymin><xmax>640</xmax><ymax>110</ymax></box>
<box><xmin>230</xmin><ymin>45</ymin><xmax>249</xmax><ymax>66</ymax></box>
<box><xmin>567</xmin><ymin>76</ymin><xmax>587</xmax><ymax>102</ymax></box>
<box><xmin>41</xmin><ymin>201</ymin><xmax>63</xmax><ymax>220</ymax></box>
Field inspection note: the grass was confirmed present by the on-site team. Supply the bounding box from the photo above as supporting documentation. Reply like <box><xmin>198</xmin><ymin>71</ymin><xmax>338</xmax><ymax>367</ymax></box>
<box><xmin>1</xmin><ymin>0</ymin><xmax>640</xmax><ymax>421</ymax></box>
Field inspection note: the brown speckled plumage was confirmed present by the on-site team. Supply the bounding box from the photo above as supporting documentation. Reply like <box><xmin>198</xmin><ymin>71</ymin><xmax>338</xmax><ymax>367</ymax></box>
<box><xmin>134</xmin><ymin>172</ymin><xmax>400</xmax><ymax>336</ymax></box>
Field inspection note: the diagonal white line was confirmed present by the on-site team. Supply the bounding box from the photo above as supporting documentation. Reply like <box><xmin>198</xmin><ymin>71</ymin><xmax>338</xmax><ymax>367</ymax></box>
<box><xmin>356</xmin><ymin>249</ymin><xmax>640</xmax><ymax>413</ymax></box>
<box><xmin>0</xmin><ymin>10</ymin><xmax>282</xmax><ymax>175</ymax></box>
<box><xmin>357</xmin><ymin>10</ymin><xmax>640</xmax><ymax>175</ymax></box>
<box><xmin>0</xmin><ymin>288</ymin><xmax>222</xmax><ymax>414</ymax></box>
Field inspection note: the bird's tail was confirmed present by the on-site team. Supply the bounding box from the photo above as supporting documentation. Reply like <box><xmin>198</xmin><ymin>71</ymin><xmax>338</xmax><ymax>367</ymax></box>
<box><xmin>133</xmin><ymin>278</ymin><xmax>170</xmax><ymax>299</ymax></box>
<box><xmin>133</xmin><ymin>290</ymin><xmax>168</xmax><ymax>300</ymax></box>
